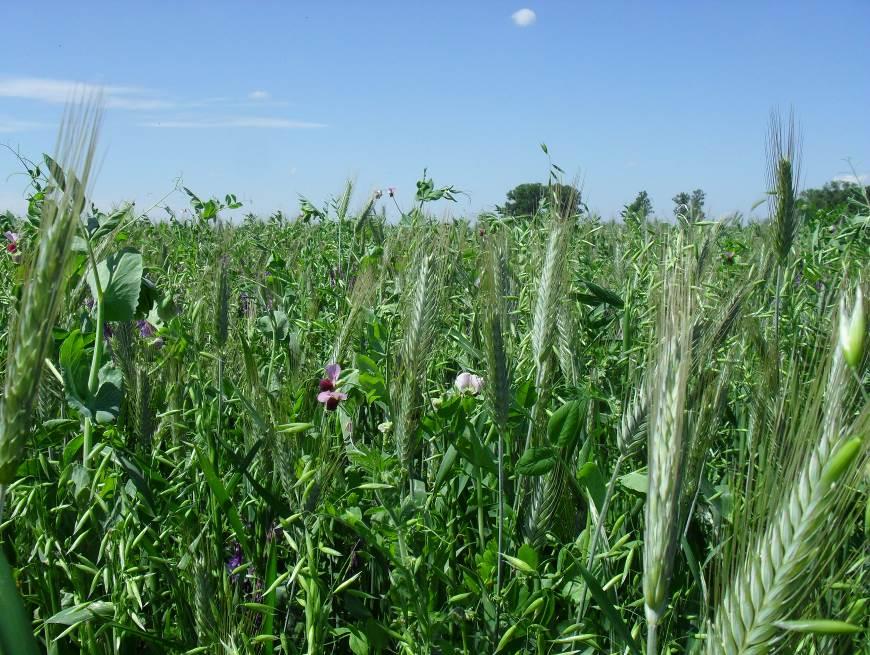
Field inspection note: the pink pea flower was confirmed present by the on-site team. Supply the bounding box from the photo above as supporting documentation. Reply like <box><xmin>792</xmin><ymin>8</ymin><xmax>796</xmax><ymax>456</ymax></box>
<box><xmin>4</xmin><ymin>232</ymin><xmax>21</xmax><ymax>262</ymax></box>
<box><xmin>388</xmin><ymin>187</ymin><xmax>396</xmax><ymax>198</ymax></box>
<box><xmin>4</xmin><ymin>231</ymin><xmax>19</xmax><ymax>252</ymax></box>
<box><xmin>317</xmin><ymin>363</ymin><xmax>347</xmax><ymax>410</ymax></box>
<box><xmin>454</xmin><ymin>372</ymin><xmax>484</xmax><ymax>395</ymax></box>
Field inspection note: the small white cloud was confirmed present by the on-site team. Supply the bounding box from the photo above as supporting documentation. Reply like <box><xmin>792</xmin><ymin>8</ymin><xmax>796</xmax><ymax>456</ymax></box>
<box><xmin>248</xmin><ymin>90</ymin><xmax>271</xmax><ymax>101</ymax></box>
<box><xmin>511</xmin><ymin>8</ymin><xmax>536</xmax><ymax>27</ymax></box>
<box><xmin>141</xmin><ymin>117</ymin><xmax>325</xmax><ymax>129</ymax></box>
<box><xmin>832</xmin><ymin>173</ymin><xmax>869</xmax><ymax>185</ymax></box>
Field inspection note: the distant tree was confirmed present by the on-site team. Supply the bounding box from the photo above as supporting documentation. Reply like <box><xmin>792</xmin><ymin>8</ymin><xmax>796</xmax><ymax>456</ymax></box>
<box><xmin>622</xmin><ymin>190</ymin><xmax>653</xmax><ymax>223</ymax></box>
<box><xmin>672</xmin><ymin>188</ymin><xmax>706</xmax><ymax>222</ymax></box>
<box><xmin>501</xmin><ymin>182</ymin><xmax>581</xmax><ymax>217</ymax></box>
<box><xmin>800</xmin><ymin>180</ymin><xmax>869</xmax><ymax>216</ymax></box>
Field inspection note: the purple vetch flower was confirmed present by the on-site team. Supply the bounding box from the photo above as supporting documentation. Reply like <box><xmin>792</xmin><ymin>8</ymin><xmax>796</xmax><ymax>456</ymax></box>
<box><xmin>226</xmin><ymin>542</ymin><xmax>244</xmax><ymax>581</ymax></box>
<box><xmin>151</xmin><ymin>337</ymin><xmax>165</xmax><ymax>350</ymax></box>
<box><xmin>136</xmin><ymin>320</ymin><xmax>156</xmax><ymax>338</ymax></box>
<box><xmin>388</xmin><ymin>187</ymin><xmax>396</xmax><ymax>198</ymax></box>
<box><xmin>317</xmin><ymin>363</ymin><xmax>346</xmax><ymax>410</ymax></box>
<box><xmin>454</xmin><ymin>372</ymin><xmax>484</xmax><ymax>395</ymax></box>
<box><xmin>239</xmin><ymin>291</ymin><xmax>251</xmax><ymax>315</ymax></box>
<box><xmin>319</xmin><ymin>363</ymin><xmax>341</xmax><ymax>391</ymax></box>
<box><xmin>318</xmin><ymin>390</ymin><xmax>348</xmax><ymax>411</ymax></box>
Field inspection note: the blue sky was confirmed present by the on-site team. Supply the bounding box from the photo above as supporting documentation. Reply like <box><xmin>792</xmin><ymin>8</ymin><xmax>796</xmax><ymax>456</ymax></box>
<box><xmin>1</xmin><ymin>1</ymin><xmax>868</xmax><ymax>220</ymax></box>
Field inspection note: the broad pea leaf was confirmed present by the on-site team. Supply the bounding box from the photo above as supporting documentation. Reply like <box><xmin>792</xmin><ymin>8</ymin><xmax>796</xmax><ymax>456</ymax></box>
<box><xmin>87</xmin><ymin>248</ymin><xmax>144</xmax><ymax>322</ymax></box>
<box><xmin>516</xmin><ymin>446</ymin><xmax>556</xmax><ymax>476</ymax></box>
<box><xmin>59</xmin><ymin>330</ymin><xmax>90</xmax><ymax>401</ymax></box>
<box><xmin>257</xmin><ymin>310</ymin><xmax>289</xmax><ymax>340</ymax></box>
<box><xmin>66</xmin><ymin>362</ymin><xmax>123</xmax><ymax>424</ymax></box>
<box><xmin>548</xmin><ymin>399</ymin><xmax>585</xmax><ymax>448</ymax></box>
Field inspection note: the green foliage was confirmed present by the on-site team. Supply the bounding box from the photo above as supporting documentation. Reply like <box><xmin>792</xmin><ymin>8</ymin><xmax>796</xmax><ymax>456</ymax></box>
<box><xmin>672</xmin><ymin>188</ymin><xmax>706</xmax><ymax>222</ymax></box>
<box><xmin>501</xmin><ymin>181</ymin><xmax>581</xmax><ymax>216</ymax></box>
<box><xmin>622</xmin><ymin>190</ymin><xmax>653</xmax><ymax>223</ymax></box>
<box><xmin>0</xmin><ymin>141</ymin><xmax>867</xmax><ymax>655</ymax></box>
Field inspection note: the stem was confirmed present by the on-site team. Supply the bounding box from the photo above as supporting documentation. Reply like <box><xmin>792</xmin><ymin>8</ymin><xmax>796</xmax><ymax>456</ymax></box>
<box><xmin>475</xmin><ymin>466</ymin><xmax>486</xmax><ymax>550</ymax></box>
<box><xmin>82</xmin><ymin>230</ymin><xmax>104</xmax><ymax>467</ymax></box>
<box><xmin>83</xmin><ymin>417</ymin><xmax>93</xmax><ymax>466</ymax></box>
<box><xmin>87</xmin><ymin>296</ymin><xmax>105</xmax><ymax>395</ymax></box>
<box><xmin>646</xmin><ymin>616</ymin><xmax>658</xmax><ymax>655</ymax></box>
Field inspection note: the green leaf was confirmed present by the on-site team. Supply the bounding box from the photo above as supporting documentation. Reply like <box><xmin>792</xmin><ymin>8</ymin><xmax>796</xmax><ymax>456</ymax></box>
<box><xmin>0</xmin><ymin>550</ymin><xmax>40</xmax><ymax>655</ymax></box>
<box><xmin>88</xmin><ymin>207</ymin><xmax>129</xmax><ymax>241</ymax></box>
<box><xmin>257</xmin><ymin>310</ymin><xmax>289</xmax><ymax>340</ymax></box>
<box><xmin>66</xmin><ymin>362</ymin><xmax>123</xmax><ymax>424</ymax></box>
<box><xmin>261</xmin><ymin>541</ymin><xmax>278</xmax><ymax>654</ymax></box>
<box><xmin>774</xmin><ymin>619</ymin><xmax>861</xmax><ymax>634</ymax></box>
<box><xmin>584</xmin><ymin>280</ymin><xmax>624</xmax><ymax>308</ymax></box>
<box><xmin>516</xmin><ymin>446</ymin><xmax>557</xmax><ymax>476</ymax></box>
<box><xmin>503</xmin><ymin>554</ymin><xmax>535</xmax><ymax>575</ymax></box>
<box><xmin>135</xmin><ymin>276</ymin><xmax>160</xmax><ymax>320</ymax></box>
<box><xmin>619</xmin><ymin>470</ymin><xmax>648</xmax><ymax>494</ymax></box>
<box><xmin>355</xmin><ymin>353</ymin><xmax>387</xmax><ymax>401</ymax></box>
<box><xmin>517</xmin><ymin>544</ymin><xmax>539</xmax><ymax>571</ymax></box>
<box><xmin>348</xmin><ymin>626</ymin><xmax>369</xmax><ymax>655</ymax></box>
<box><xmin>60</xmin><ymin>329</ymin><xmax>90</xmax><ymax>400</ymax></box>
<box><xmin>197</xmin><ymin>447</ymin><xmax>252</xmax><ymax>562</ymax></box>
<box><xmin>574</xmin><ymin>562</ymin><xmax>641</xmax><ymax>655</ymax></box>
<box><xmin>43</xmin><ymin>154</ymin><xmax>66</xmax><ymax>191</ymax></box>
<box><xmin>87</xmin><ymin>248</ymin><xmax>144</xmax><ymax>322</ymax></box>
<box><xmin>577</xmin><ymin>462</ymin><xmax>606</xmax><ymax>511</ymax></box>
<box><xmin>548</xmin><ymin>399</ymin><xmax>585</xmax><ymax>448</ymax></box>
<box><xmin>46</xmin><ymin>601</ymin><xmax>114</xmax><ymax>625</ymax></box>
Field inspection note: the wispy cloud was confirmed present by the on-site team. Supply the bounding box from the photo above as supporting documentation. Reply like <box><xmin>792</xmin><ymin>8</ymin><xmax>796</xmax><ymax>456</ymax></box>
<box><xmin>0</xmin><ymin>77</ymin><xmax>319</xmax><ymax>129</ymax></box>
<box><xmin>0</xmin><ymin>116</ymin><xmax>53</xmax><ymax>133</ymax></box>
<box><xmin>0</xmin><ymin>76</ymin><xmax>173</xmax><ymax>110</ymax></box>
<box><xmin>832</xmin><ymin>173</ymin><xmax>870</xmax><ymax>185</ymax></box>
<box><xmin>141</xmin><ymin>117</ymin><xmax>326</xmax><ymax>129</ymax></box>
<box><xmin>511</xmin><ymin>8</ymin><xmax>537</xmax><ymax>27</ymax></box>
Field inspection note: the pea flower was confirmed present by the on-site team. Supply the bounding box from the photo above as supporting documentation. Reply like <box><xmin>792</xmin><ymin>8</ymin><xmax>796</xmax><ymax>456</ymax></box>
<box><xmin>317</xmin><ymin>363</ymin><xmax>347</xmax><ymax>410</ymax></box>
<box><xmin>4</xmin><ymin>231</ymin><xmax>21</xmax><ymax>263</ymax></box>
<box><xmin>137</xmin><ymin>320</ymin><xmax>156</xmax><ymax>338</ymax></box>
<box><xmin>454</xmin><ymin>372</ymin><xmax>484</xmax><ymax>395</ymax></box>
<box><xmin>226</xmin><ymin>542</ymin><xmax>244</xmax><ymax>583</ymax></box>
<box><xmin>4</xmin><ymin>231</ymin><xmax>19</xmax><ymax>253</ymax></box>
<box><xmin>388</xmin><ymin>187</ymin><xmax>396</xmax><ymax>198</ymax></box>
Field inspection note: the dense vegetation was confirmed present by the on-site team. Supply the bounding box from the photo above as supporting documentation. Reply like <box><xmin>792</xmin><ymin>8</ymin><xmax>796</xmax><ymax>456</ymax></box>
<box><xmin>0</xmin><ymin>107</ymin><xmax>867</xmax><ymax>654</ymax></box>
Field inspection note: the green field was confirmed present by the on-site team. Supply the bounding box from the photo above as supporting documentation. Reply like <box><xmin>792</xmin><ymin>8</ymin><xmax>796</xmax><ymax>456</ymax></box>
<box><xmin>0</xmin><ymin>109</ymin><xmax>867</xmax><ymax>654</ymax></box>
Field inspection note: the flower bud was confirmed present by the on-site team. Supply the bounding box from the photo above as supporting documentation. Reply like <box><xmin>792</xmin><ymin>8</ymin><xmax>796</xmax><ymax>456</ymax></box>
<box><xmin>839</xmin><ymin>287</ymin><xmax>865</xmax><ymax>369</ymax></box>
